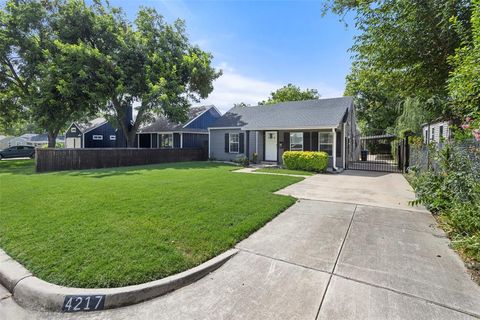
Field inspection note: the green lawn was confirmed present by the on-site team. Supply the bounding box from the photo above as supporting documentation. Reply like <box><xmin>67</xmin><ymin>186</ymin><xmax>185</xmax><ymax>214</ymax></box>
<box><xmin>0</xmin><ymin>160</ymin><xmax>301</xmax><ymax>288</ymax></box>
<box><xmin>255</xmin><ymin>167</ymin><xmax>314</xmax><ymax>176</ymax></box>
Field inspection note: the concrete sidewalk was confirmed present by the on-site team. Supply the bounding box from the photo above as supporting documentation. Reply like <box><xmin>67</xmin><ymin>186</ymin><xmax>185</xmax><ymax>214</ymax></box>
<box><xmin>1</xmin><ymin>171</ymin><xmax>478</xmax><ymax>319</ymax></box>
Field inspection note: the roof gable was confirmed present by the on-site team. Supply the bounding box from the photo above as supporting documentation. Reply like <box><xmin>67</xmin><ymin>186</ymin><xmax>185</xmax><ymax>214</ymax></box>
<box><xmin>140</xmin><ymin>106</ymin><xmax>218</xmax><ymax>133</ymax></box>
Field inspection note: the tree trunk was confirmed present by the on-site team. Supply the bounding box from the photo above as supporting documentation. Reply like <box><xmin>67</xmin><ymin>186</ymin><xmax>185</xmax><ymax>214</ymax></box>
<box><xmin>47</xmin><ymin>132</ymin><xmax>57</xmax><ymax>148</ymax></box>
<box><xmin>126</xmin><ymin>131</ymin><xmax>137</xmax><ymax>148</ymax></box>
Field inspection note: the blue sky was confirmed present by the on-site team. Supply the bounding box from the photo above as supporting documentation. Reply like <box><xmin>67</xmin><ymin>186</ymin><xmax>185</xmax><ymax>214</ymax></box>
<box><xmin>111</xmin><ymin>0</ymin><xmax>358</xmax><ymax>113</ymax></box>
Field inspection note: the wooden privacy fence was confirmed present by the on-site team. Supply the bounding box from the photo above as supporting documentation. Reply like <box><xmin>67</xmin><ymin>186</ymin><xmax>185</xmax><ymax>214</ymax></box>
<box><xmin>36</xmin><ymin>148</ymin><xmax>207</xmax><ymax>173</ymax></box>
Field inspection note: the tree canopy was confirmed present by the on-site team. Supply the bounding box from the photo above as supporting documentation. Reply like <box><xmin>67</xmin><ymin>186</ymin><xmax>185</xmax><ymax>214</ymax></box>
<box><xmin>0</xmin><ymin>0</ymin><xmax>220</xmax><ymax>146</ymax></box>
<box><xmin>324</xmin><ymin>0</ymin><xmax>473</xmax><ymax>135</ymax></box>
<box><xmin>259</xmin><ymin>84</ymin><xmax>320</xmax><ymax>105</ymax></box>
<box><xmin>448</xmin><ymin>0</ymin><xmax>480</xmax><ymax>118</ymax></box>
<box><xmin>0</xmin><ymin>0</ymin><xmax>105</xmax><ymax>145</ymax></box>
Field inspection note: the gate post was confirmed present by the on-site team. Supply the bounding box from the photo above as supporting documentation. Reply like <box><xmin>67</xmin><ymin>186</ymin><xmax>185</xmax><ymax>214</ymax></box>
<box><xmin>404</xmin><ymin>137</ymin><xmax>410</xmax><ymax>173</ymax></box>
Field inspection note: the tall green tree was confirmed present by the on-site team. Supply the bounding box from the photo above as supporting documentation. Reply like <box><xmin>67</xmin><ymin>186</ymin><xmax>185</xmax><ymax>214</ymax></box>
<box><xmin>0</xmin><ymin>0</ymin><xmax>104</xmax><ymax>146</ymax></box>
<box><xmin>448</xmin><ymin>0</ymin><xmax>480</xmax><ymax>118</ymax></box>
<box><xmin>324</xmin><ymin>0</ymin><xmax>472</xmax><ymax>133</ymax></box>
<box><xmin>79</xmin><ymin>4</ymin><xmax>221</xmax><ymax>147</ymax></box>
<box><xmin>259</xmin><ymin>83</ymin><xmax>320</xmax><ymax>105</ymax></box>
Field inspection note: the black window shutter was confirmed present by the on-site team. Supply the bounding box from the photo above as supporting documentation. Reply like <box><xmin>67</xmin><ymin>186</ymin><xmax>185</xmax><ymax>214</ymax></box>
<box><xmin>312</xmin><ymin>132</ymin><xmax>318</xmax><ymax>151</ymax></box>
<box><xmin>239</xmin><ymin>133</ymin><xmax>245</xmax><ymax>153</ymax></box>
<box><xmin>225</xmin><ymin>133</ymin><xmax>229</xmax><ymax>153</ymax></box>
<box><xmin>284</xmin><ymin>132</ymin><xmax>290</xmax><ymax>151</ymax></box>
<box><xmin>304</xmin><ymin>132</ymin><xmax>311</xmax><ymax>151</ymax></box>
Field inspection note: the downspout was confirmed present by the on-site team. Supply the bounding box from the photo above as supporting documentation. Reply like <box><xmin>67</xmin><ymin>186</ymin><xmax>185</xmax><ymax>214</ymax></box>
<box><xmin>343</xmin><ymin>122</ymin><xmax>346</xmax><ymax>169</ymax></box>
<box><xmin>332</xmin><ymin>128</ymin><xmax>338</xmax><ymax>171</ymax></box>
<box><xmin>208</xmin><ymin>128</ymin><xmax>211</xmax><ymax>159</ymax></box>
<box><xmin>180</xmin><ymin>133</ymin><xmax>183</xmax><ymax>149</ymax></box>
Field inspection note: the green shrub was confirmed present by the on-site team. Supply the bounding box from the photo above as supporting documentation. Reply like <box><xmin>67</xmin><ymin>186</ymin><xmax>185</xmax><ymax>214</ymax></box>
<box><xmin>282</xmin><ymin>151</ymin><xmax>328</xmax><ymax>172</ymax></box>
<box><xmin>409</xmin><ymin>140</ymin><xmax>480</xmax><ymax>264</ymax></box>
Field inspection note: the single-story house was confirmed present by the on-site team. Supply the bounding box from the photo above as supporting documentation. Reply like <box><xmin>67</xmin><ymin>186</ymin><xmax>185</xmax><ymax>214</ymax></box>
<box><xmin>421</xmin><ymin>120</ymin><xmax>451</xmax><ymax>143</ymax></box>
<box><xmin>208</xmin><ymin>97</ymin><xmax>359</xmax><ymax>170</ymax></box>
<box><xmin>65</xmin><ymin>117</ymin><xmax>128</xmax><ymax>148</ymax></box>
<box><xmin>136</xmin><ymin>105</ymin><xmax>221</xmax><ymax>149</ymax></box>
<box><xmin>0</xmin><ymin>136</ymin><xmax>13</xmax><ymax>150</ymax></box>
<box><xmin>28</xmin><ymin>134</ymin><xmax>65</xmax><ymax>147</ymax></box>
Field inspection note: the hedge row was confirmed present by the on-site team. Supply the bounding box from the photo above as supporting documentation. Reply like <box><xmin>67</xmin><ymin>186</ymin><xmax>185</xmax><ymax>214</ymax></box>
<box><xmin>282</xmin><ymin>151</ymin><xmax>328</xmax><ymax>172</ymax></box>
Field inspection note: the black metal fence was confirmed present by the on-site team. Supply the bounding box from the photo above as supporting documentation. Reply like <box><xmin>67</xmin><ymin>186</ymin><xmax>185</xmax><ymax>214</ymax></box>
<box><xmin>346</xmin><ymin>134</ymin><xmax>409</xmax><ymax>173</ymax></box>
<box><xmin>36</xmin><ymin>148</ymin><xmax>207</xmax><ymax>173</ymax></box>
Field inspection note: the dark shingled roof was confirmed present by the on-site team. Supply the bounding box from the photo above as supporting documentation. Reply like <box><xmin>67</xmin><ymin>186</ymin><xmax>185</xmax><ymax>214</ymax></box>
<box><xmin>139</xmin><ymin>106</ymin><xmax>211</xmax><ymax>133</ymax></box>
<box><xmin>210</xmin><ymin>97</ymin><xmax>353</xmax><ymax>130</ymax></box>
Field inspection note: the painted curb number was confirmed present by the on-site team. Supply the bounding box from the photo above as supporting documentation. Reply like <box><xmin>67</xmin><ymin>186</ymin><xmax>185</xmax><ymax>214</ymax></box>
<box><xmin>63</xmin><ymin>295</ymin><xmax>105</xmax><ymax>312</ymax></box>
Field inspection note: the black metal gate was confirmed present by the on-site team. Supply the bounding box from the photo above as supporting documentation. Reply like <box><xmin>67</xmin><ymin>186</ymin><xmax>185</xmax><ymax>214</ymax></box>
<box><xmin>346</xmin><ymin>134</ymin><xmax>409</xmax><ymax>173</ymax></box>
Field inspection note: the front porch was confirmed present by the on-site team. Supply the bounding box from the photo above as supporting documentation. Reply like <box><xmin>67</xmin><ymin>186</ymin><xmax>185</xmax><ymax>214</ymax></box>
<box><xmin>244</xmin><ymin>129</ymin><xmax>345</xmax><ymax>169</ymax></box>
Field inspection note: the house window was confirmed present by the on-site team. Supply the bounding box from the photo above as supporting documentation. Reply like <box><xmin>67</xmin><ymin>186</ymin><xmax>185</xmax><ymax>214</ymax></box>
<box><xmin>289</xmin><ymin>132</ymin><xmax>303</xmax><ymax>151</ymax></box>
<box><xmin>319</xmin><ymin>132</ymin><xmax>333</xmax><ymax>156</ymax></box>
<box><xmin>431</xmin><ymin>127</ymin><xmax>435</xmax><ymax>141</ymax></box>
<box><xmin>109</xmin><ymin>135</ymin><xmax>116</xmax><ymax>141</ymax></box>
<box><xmin>160</xmin><ymin>133</ymin><xmax>173</xmax><ymax>148</ymax></box>
<box><xmin>439</xmin><ymin>125</ymin><xmax>444</xmax><ymax>139</ymax></box>
<box><xmin>92</xmin><ymin>135</ymin><xmax>103</xmax><ymax>140</ymax></box>
<box><xmin>71</xmin><ymin>127</ymin><xmax>76</xmax><ymax>133</ymax></box>
<box><xmin>424</xmin><ymin>129</ymin><xmax>428</xmax><ymax>143</ymax></box>
<box><xmin>229</xmin><ymin>133</ymin><xmax>239</xmax><ymax>153</ymax></box>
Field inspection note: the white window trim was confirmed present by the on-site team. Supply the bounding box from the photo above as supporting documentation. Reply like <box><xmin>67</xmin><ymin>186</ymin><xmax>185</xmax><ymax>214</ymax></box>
<box><xmin>319</xmin><ymin>132</ymin><xmax>334</xmax><ymax>157</ymax></box>
<box><xmin>289</xmin><ymin>132</ymin><xmax>304</xmax><ymax>151</ymax></box>
<box><xmin>229</xmin><ymin>133</ymin><xmax>240</xmax><ymax>153</ymax></box>
<box><xmin>71</xmin><ymin>127</ymin><xmax>76</xmax><ymax>133</ymax></box>
<box><xmin>109</xmin><ymin>135</ymin><xmax>116</xmax><ymax>141</ymax></box>
<box><xmin>160</xmin><ymin>133</ymin><xmax>174</xmax><ymax>148</ymax></box>
<box><xmin>92</xmin><ymin>135</ymin><xmax>103</xmax><ymax>140</ymax></box>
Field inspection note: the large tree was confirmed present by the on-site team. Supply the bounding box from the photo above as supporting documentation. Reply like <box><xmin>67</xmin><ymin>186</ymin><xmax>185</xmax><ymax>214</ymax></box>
<box><xmin>448</xmin><ymin>0</ymin><xmax>480</xmax><ymax>119</ymax></box>
<box><xmin>0</xmin><ymin>0</ymin><xmax>104</xmax><ymax>146</ymax></box>
<box><xmin>324</xmin><ymin>0</ymin><xmax>472</xmax><ymax>134</ymax></box>
<box><xmin>77</xmin><ymin>4</ymin><xmax>221</xmax><ymax>147</ymax></box>
<box><xmin>259</xmin><ymin>83</ymin><xmax>320</xmax><ymax>105</ymax></box>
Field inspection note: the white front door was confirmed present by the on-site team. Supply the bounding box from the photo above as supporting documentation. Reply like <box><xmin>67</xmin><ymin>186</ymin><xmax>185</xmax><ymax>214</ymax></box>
<box><xmin>265</xmin><ymin>131</ymin><xmax>278</xmax><ymax>161</ymax></box>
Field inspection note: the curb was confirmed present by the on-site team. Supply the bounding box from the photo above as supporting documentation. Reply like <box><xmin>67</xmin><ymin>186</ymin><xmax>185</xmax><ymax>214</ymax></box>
<box><xmin>0</xmin><ymin>248</ymin><xmax>238</xmax><ymax>312</ymax></box>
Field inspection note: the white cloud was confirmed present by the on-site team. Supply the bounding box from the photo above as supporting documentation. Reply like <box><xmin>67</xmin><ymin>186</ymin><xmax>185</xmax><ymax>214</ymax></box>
<box><xmin>196</xmin><ymin>62</ymin><xmax>280</xmax><ymax>113</ymax></box>
<box><xmin>196</xmin><ymin>62</ymin><xmax>345</xmax><ymax>114</ymax></box>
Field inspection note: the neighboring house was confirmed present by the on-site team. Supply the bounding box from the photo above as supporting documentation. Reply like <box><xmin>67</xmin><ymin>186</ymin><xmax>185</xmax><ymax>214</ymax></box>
<box><xmin>421</xmin><ymin>120</ymin><xmax>451</xmax><ymax>143</ymax></box>
<box><xmin>136</xmin><ymin>105</ymin><xmax>221</xmax><ymax>149</ymax></box>
<box><xmin>208</xmin><ymin>97</ymin><xmax>359</xmax><ymax>170</ymax></box>
<box><xmin>65</xmin><ymin>118</ymin><xmax>128</xmax><ymax>148</ymax></box>
<box><xmin>7</xmin><ymin>136</ymin><xmax>29</xmax><ymax>147</ymax></box>
<box><xmin>0</xmin><ymin>136</ymin><xmax>13</xmax><ymax>150</ymax></box>
<box><xmin>28</xmin><ymin>134</ymin><xmax>65</xmax><ymax>147</ymax></box>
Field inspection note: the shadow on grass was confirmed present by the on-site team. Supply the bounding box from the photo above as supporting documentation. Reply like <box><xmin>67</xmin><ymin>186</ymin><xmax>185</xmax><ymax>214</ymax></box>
<box><xmin>0</xmin><ymin>160</ymin><xmax>237</xmax><ymax>177</ymax></box>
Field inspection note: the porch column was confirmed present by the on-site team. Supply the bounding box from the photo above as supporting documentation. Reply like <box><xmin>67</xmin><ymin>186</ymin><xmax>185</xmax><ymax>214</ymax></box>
<box><xmin>332</xmin><ymin>128</ymin><xmax>338</xmax><ymax>170</ymax></box>
<box><xmin>180</xmin><ymin>133</ymin><xmax>183</xmax><ymax>148</ymax></box>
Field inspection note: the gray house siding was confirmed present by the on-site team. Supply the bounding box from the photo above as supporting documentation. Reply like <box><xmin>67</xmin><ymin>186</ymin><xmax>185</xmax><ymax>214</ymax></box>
<box><xmin>209</xmin><ymin>128</ymin><xmax>247</xmax><ymax>161</ymax></box>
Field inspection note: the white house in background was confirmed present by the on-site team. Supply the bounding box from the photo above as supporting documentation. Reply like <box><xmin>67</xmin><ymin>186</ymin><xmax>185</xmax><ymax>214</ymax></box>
<box><xmin>0</xmin><ymin>136</ymin><xmax>14</xmax><ymax>150</ymax></box>
<box><xmin>1</xmin><ymin>133</ymin><xmax>65</xmax><ymax>148</ymax></box>
<box><xmin>421</xmin><ymin>120</ymin><xmax>452</xmax><ymax>143</ymax></box>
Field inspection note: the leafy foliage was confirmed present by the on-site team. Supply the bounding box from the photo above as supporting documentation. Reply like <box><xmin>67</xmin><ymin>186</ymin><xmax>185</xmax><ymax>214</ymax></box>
<box><xmin>0</xmin><ymin>0</ymin><xmax>106</xmax><ymax>145</ymax></box>
<box><xmin>409</xmin><ymin>140</ymin><xmax>480</xmax><ymax>262</ymax></box>
<box><xmin>448</xmin><ymin>0</ymin><xmax>480</xmax><ymax>118</ymax></box>
<box><xmin>282</xmin><ymin>151</ymin><xmax>328</xmax><ymax>172</ymax></box>
<box><xmin>325</xmin><ymin>0</ymin><xmax>473</xmax><ymax>133</ymax></box>
<box><xmin>260</xmin><ymin>83</ymin><xmax>319</xmax><ymax>105</ymax></box>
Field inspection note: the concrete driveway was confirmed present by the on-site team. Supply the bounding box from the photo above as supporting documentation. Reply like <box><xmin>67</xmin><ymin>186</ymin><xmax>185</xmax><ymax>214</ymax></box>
<box><xmin>1</xmin><ymin>171</ymin><xmax>479</xmax><ymax>319</ymax></box>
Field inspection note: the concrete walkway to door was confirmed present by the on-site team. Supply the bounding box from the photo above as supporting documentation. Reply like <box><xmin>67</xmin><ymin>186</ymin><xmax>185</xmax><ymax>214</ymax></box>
<box><xmin>1</xmin><ymin>171</ymin><xmax>479</xmax><ymax>319</ymax></box>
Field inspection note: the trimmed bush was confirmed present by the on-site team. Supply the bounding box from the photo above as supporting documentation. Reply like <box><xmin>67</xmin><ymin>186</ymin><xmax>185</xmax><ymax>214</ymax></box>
<box><xmin>282</xmin><ymin>151</ymin><xmax>328</xmax><ymax>172</ymax></box>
